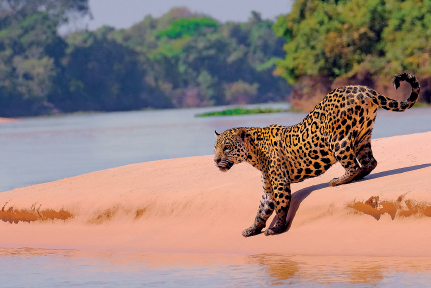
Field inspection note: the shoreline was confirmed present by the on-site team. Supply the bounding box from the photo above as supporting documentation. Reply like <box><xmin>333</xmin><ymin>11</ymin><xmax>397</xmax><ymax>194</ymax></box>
<box><xmin>1</xmin><ymin>102</ymin><xmax>430</xmax><ymax>122</ymax></box>
<box><xmin>0</xmin><ymin>132</ymin><xmax>430</xmax><ymax>256</ymax></box>
<box><xmin>0</xmin><ymin>117</ymin><xmax>20</xmax><ymax>123</ymax></box>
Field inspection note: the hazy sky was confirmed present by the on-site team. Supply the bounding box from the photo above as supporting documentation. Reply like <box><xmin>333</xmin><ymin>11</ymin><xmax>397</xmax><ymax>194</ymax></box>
<box><xmin>86</xmin><ymin>0</ymin><xmax>294</xmax><ymax>30</ymax></box>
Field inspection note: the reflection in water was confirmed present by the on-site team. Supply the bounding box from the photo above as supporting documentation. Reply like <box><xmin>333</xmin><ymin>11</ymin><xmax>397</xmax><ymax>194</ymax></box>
<box><xmin>252</xmin><ymin>255</ymin><xmax>385</xmax><ymax>285</ymax></box>
<box><xmin>250</xmin><ymin>254</ymin><xmax>431</xmax><ymax>286</ymax></box>
<box><xmin>2</xmin><ymin>248</ymin><xmax>431</xmax><ymax>287</ymax></box>
<box><xmin>249</xmin><ymin>254</ymin><xmax>299</xmax><ymax>285</ymax></box>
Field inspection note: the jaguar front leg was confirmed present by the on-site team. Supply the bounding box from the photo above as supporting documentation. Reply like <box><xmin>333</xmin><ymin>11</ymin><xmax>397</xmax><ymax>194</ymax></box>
<box><xmin>242</xmin><ymin>175</ymin><xmax>274</xmax><ymax>237</ymax></box>
<box><xmin>264</xmin><ymin>180</ymin><xmax>291</xmax><ymax>236</ymax></box>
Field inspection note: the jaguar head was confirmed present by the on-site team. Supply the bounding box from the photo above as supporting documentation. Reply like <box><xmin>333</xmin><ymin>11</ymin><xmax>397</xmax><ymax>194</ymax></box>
<box><xmin>213</xmin><ymin>127</ymin><xmax>249</xmax><ymax>172</ymax></box>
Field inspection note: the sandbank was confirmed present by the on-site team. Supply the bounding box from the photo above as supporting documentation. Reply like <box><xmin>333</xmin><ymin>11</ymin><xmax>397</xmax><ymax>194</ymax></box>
<box><xmin>1</xmin><ymin>132</ymin><xmax>431</xmax><ymax>256</ymax></box>
<box><xmin>0</xmin><ymin>117</ymin><xmax>20</xmax><ymax>123</ymax></box>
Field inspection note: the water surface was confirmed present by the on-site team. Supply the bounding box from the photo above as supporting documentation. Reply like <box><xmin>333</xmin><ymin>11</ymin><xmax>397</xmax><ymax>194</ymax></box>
<box><xmin>2</xmin><ymin>248</ymin><xmax>431</xmax><ymax>288</ymax></box>
<box><xmin>1</xmin><ymin>104</ymin><xmax>430</xmax><ymax>192</ymax></box>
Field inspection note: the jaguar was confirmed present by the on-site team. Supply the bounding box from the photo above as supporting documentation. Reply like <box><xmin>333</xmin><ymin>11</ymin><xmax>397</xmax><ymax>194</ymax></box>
<box><xmin>213</xmin><ymin>73</ymin><xmax>420</xmax><ymax>237</ymax></box>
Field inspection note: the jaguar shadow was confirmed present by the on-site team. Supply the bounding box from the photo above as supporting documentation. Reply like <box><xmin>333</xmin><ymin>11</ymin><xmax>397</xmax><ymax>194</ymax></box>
<box><xmin>269</xmin><ymin>163</ymin><xmax>431</xmax><ymax>233</ymax></box>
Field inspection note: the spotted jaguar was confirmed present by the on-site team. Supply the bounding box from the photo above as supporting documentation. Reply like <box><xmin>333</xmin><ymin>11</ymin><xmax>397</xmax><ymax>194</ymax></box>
<box><xmin>214</xmin><ymin>73</ymin><xmax>420</xmax><ymax>237</ymax></box>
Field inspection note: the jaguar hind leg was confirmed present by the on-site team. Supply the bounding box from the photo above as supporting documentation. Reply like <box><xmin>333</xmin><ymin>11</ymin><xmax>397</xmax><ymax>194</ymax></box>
<box><xmin>352</xmin><ymin>131</ymin><xmax>377</xmax><ymax>181</ymax></box>
<box><xmin>329</xmin><ymin>137</ymin><xmax>361</xmax><ymax>186</ymax></box>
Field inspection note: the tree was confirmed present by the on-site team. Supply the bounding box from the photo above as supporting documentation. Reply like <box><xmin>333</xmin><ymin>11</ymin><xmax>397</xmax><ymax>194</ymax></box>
<box><xmin>0</xmin><ymin>6</ymin><xmax>291</xmax><ymax>116</ymax></box>
<box><xmin>274</xmin><ymin>0</ymin><xmax>431</xmax><ymax>110</ymax></box>
<box><xmin>0</xmin><ymin>11</ymin><xmax>67</xmax><ymax>115</ymax></box>
<box><xmin>224</xmin><ymin>80</ymin><xmax>258</xmax><ymax>104</ymax></box>
<box><xmin>157</xmin><ymin>17</ymin><xmax>219</xmax><ymax>39</ymax></box>
<box><xmin>55</xmin><ymin>29</ymin><xmax>164</xmax><ymax>112</ymax></box>
<box><xmin>274</xmin><ymin>0</ymin><xmax>387</xmax><ymax>84</ymax></box>
<box><xmin>0</xmin><ymin>0</ymin><xmax>90</xmax><ymax>116</ymax></box>
<box><xmin>0</xmin><ymin>0</ymin><xmax>89</xmax><ymax>25</ymax></box>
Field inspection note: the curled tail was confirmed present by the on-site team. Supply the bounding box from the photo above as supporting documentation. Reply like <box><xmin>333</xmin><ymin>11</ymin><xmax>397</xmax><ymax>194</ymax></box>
<box><xmin>371</xmin><ymin>73</ymin><xmax>420</xmax><ymax>111</ymax></box>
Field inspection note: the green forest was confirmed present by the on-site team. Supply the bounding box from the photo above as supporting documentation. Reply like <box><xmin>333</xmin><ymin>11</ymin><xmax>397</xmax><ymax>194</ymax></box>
<box><xmin>274</xmin><ymin>0</ymin><xmax>431</xmax><ymax>111</ymax></box>
<box><xmin>0</xmin><ymin>0</ymin><xmax>289</xmax><ymax>117</ymax></box>
<box><xmin>1</xmin><ymin>0</ymin><xmax>431</xmax><ymax>117</ymax></box>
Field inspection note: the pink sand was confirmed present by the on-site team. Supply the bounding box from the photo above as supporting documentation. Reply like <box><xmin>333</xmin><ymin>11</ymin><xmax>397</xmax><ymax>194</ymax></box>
<box><xmin>1</xmin><ymin>132</ymin><xmax>431</xmax><ymax>256</ymax></box>
<box><xmin>0</xmin><ymin>117</ymin><xmax>20</xmax><ymax>123</ymax></box>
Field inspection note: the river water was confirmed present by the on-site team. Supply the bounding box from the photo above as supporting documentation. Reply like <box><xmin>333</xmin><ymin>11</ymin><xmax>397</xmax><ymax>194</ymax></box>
<box><xmin>1</xmin><ymin>104</ymin><xmax>431</xmax><ymax>192</ymax></box>
<box><xmin>1</xmin><ymin>104</ymin><xmax>431</xmax><ymax>287</ymax></box>
<box><xmin>2</xmin><ymin>249</ymin><xmax>431</xmax><ymax>287</ymax></box>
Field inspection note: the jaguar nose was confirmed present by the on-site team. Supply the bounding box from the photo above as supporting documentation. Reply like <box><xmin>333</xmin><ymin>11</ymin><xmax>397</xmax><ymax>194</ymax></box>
<box><xmin>214</xmin><ymin>158</ymin><xmax>221</xmax><ymax>164</ymax></box>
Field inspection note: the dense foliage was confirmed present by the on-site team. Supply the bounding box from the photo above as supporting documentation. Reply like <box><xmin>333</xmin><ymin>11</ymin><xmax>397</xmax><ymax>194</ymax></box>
<box><xmin>0</xmin><ymin>0</ymin><xmax>89</xmax><ymax>115</ymax></box>
<box><xmin>274</xmin><ymin>0</ymin><xmax>431</xmax><ymax>111</ymax></box>
<box><xmin>157</xmin><ymin>17</ymin><xmax>219</xmax><ymax>38</ymax></box>
<box><xmin>0</xmin><ymin>4</ymin><xmax>289</xmax><ymax>117</ymax></box>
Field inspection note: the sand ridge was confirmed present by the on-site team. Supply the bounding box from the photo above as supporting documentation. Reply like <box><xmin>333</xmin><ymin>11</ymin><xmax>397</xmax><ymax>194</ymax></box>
<box><xmin>0</xmin><ymin>132</ymin><xmax>431</xmax><ymax>256</ymax></box>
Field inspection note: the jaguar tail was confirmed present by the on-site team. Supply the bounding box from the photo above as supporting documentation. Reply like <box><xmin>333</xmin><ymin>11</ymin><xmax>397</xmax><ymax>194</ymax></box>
<box><xmin>370</xmin><ymin>73</ymin><xmax>420</xmax><ymax>111</ymax></box>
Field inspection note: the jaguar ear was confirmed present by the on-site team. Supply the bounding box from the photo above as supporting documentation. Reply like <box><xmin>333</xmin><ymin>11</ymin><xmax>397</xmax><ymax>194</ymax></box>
<box><xmin>215</xmin><ymin>130</ymin><xmax>220</xmax><ymax>137</ymax></box>
<box><xmin>236</xmin><ymin>127</ymin><xmax>248</xmax><ymax>142</ymax></box>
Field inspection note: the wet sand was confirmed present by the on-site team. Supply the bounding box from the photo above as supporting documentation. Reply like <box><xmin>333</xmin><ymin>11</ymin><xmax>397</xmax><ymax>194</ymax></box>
<box><xmin>1</xmin><ymin>132</ymin><xmax>431</xmax><ymax>256</ymax></box>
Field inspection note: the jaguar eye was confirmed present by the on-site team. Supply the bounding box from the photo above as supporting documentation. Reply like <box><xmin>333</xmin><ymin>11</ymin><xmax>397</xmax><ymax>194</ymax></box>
<box><xmin>223</xmin><ymin>146</ymin><xmax>230</xmax><ymax>152</ymax></box>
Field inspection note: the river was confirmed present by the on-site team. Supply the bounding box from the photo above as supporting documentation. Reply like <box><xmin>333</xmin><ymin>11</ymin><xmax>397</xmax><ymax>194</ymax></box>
<box><xmin>1</xmin><ymin>104</ymin><xmax>431</xmax><ymax>192</ymax></box>
<box><xmin>1</xmin><ymin>104</ymin><xmax>431</xmax><ymax>287</ymax></box>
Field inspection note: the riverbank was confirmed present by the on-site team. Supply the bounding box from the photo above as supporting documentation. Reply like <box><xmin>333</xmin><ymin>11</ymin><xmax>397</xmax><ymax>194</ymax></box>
<box><xmin>0</xmin><ymin>117</ymin><xmax>20</xmax><ymax>123</ymax></box>
<box><xmin>0</xmin><ymin>132</ymin><xmax>430</xmax><ymax>256</ymax></box>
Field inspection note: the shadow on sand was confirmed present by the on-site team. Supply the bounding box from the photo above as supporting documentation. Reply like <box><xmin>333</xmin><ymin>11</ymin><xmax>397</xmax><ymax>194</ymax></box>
<box><xmin>268</xmin><ymin>163</ymin><xmax>431</xmax><ymax>233</ymax></box>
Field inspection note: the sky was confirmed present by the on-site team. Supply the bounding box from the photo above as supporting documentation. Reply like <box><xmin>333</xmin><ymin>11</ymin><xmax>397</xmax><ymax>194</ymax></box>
<box><xmin>84</xmin><ymin>0</ymin><xmax>294</xmax><ymax>30</ymax></box>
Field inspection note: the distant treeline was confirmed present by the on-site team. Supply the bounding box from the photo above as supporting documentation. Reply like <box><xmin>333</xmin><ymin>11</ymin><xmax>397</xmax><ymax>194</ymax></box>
<box><xmin>274</xmin><ymin>0</ymin><xmax>431</xmax><ymax>111</ymax></box>
<box><xmin>4</xmin><ymin>0</ymin><xmax>430</xmax><ymax>117</ymax></box>
<box><xmin>0</xmin><ymin>1</ymin><xmax>290</xmax><ymax>117</ymax></box>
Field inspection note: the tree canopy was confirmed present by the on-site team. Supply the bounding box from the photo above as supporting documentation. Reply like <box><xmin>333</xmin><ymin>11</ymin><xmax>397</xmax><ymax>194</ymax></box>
<box><xmin>0</xmin><ymin>5</ymin><xmax>290</xmax><ymax>117</ymax></box>
<box><xmin>274</xmin><ymin>0</ymin><xmax>431</xmax><ymax>108</ymax></box>
<box><xmin>157</xmin><ymin>17</ymin><xmax>219</xmax><ymax>39</ymax></box>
